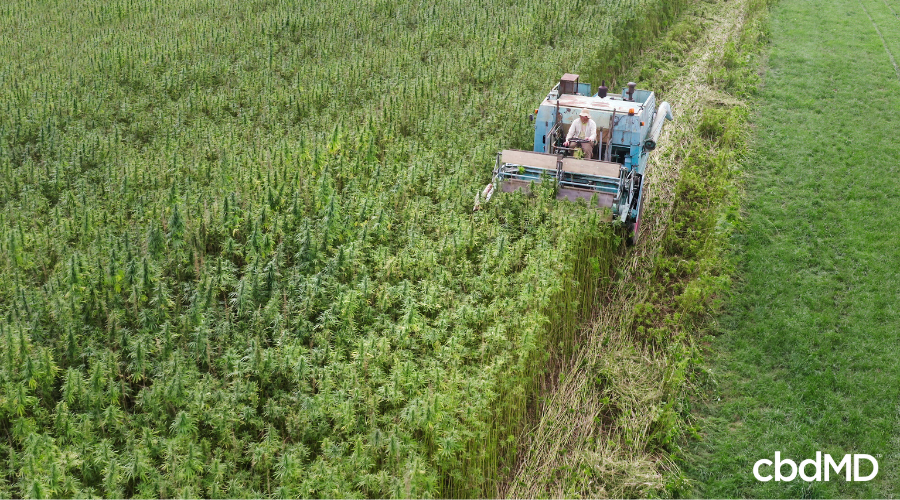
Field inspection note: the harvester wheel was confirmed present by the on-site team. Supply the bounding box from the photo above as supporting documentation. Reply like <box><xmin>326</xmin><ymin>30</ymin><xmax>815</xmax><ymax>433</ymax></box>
<box><xmin>625</xmin><ymin>222</ymin><xmax>637</xmax><ymax>247</ymax></box>
<box><xmin>626</xmin><ymin>191</ymin><xmax>646</xmax><ymax>247</ymax></box>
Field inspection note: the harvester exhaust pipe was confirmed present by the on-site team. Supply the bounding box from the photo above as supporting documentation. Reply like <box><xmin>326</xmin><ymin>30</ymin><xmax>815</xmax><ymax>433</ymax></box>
<box><xmin>627</xmin><ymin>82</ymin><xmax>637</xmax><ymax>101</ymax></box>
<box><xmin>598</xmin><ymin>80</ymin><xmax>608</xmax><ymax>98</ymax></box>
<box><xmin>643</xmin><ymin>102</ymin><xmax>673</xmax><ymax>151</ymax></box>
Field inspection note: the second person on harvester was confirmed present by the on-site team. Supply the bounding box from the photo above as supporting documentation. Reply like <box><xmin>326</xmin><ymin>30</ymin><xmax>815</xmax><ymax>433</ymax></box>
<box><xmin>564</xmin><ymin>109</ymin><xmax>597</xmax><ymax>159</ymax></box>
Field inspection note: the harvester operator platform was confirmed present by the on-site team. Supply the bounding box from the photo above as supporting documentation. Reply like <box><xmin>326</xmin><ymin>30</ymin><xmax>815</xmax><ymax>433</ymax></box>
<box><xmin>564</xmin><ymin>109</ymin><xmax>597</xmax><ymax>159</ymax></box>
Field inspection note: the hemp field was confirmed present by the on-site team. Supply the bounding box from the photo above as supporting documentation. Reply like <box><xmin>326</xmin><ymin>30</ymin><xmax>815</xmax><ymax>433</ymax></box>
<box><xmin>0</xmin><ymin>0</ymin><xmax>694</xmax><ymax>497</ymax></box>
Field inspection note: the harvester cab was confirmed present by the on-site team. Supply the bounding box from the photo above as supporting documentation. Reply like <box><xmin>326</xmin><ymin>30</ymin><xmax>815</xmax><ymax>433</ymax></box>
<box><xmin>476</xmin><ymin>73</ymin><xmax>673</xmax><ymax>245</ymax></box>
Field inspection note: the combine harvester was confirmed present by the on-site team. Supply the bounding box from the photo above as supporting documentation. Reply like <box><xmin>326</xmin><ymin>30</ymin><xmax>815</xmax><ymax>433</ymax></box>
<box><xmin>477</xmin><ymin>74</ymin><xmax>673</xmax><ymax>244</ymax></box>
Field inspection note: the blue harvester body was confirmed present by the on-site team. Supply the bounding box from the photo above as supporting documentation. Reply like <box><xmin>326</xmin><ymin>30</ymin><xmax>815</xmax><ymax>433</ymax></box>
<box><xmin>478</xmin><ymin>73</ymin><xmax>673</xmax><ymax>243</ymax></box>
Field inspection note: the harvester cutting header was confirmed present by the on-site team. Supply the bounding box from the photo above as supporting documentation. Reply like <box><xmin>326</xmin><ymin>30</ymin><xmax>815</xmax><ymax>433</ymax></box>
<box><xmin>476</xmin><ymin>73</ymin><xmax>673</xmax><ymax>244</ymax></box>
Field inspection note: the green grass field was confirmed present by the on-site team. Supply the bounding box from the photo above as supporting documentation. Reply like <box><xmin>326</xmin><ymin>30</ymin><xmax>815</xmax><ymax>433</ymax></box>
<box><xmin>684</xmin><ymin>0</ymin><xmax>900</xmax><ymax>497</ymax></box>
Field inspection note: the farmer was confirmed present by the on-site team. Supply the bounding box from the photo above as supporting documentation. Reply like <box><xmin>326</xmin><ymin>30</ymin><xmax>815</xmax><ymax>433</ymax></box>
<box><xmin>564</xmin><ymin>109</ymin><xmax>597</xmax><ymax>159</ymax></box>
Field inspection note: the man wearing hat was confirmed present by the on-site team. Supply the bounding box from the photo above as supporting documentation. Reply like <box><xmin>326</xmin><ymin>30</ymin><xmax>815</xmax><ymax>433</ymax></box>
<box><xmin>564</xmin><ymin>109</ymin><xmax>598</xmax><ymax>159</ymax></box>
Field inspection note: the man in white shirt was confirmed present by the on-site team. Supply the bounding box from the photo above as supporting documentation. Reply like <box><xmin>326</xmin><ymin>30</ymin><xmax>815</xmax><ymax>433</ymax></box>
<box><xmin>564</xmin><ymin>109</ymin><xmax>598</xmax><ymax>159</ymax></box>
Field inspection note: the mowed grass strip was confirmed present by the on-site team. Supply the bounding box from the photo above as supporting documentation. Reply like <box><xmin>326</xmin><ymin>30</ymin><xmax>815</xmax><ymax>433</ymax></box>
<box><xmin>685</xmin><ymin>0</ymin><xmax>900</xmax><ymax>497</ymax></box>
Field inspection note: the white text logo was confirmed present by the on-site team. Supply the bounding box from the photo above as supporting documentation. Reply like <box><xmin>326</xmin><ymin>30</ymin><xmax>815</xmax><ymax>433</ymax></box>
<box><xmin>753</xmin><ymin>452</ymin><xmax>878</xmax><ymax>482</ymax></box>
